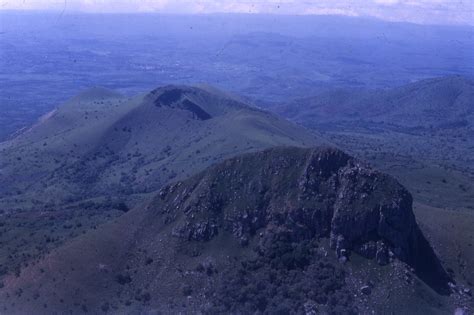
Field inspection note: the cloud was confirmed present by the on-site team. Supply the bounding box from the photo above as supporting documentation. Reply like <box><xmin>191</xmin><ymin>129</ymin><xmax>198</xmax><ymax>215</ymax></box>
<box><xmin>1</xmin><ymin>0</ymin><xmax>473</xmax><ymax>25</ymax></box>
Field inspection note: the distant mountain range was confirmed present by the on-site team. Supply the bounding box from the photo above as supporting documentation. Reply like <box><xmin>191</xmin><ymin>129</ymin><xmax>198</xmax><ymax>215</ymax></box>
<box><xmin>1</xmin><ymin>13</ymin><xmax>473</xmax><ymax>141</ymax></box>
<box><xmin>276</xmin><ymin>76</ymin><xmax>474</xmax><ymax>132</ymax></box>
<box><xmin>272</xmin><ymin>76</ymin><xmax>474</xmax><ymax>210</ymax></box>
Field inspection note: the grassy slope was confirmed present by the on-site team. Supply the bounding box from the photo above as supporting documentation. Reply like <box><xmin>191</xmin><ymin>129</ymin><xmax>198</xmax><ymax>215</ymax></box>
<box><xmin>0</xmin><ymin>84</ymin><xmax>326</xmax><ymax>292</ymax></box>
<box><xmin>0</xmin><ymin>85</ymin><xmax>324</xmax><ymax>207</ymax></box>
<box><xmin>0</xmin><ymin>147</ymin><xmax>456</xmax><ymax>314</ymax></box>
<box><xmin>414</xmin><ymin>203</ymin><xmax>474</xmax><ymax>289</ymax></box>
<box><xmin>275</xmin><ymin>76</ymin><xmax>474</xmax><ymax>174</ymax></box>
<box><xmin>270</xmin><ymin>76</ymin><xmax>474</xmax><ymax>312</ymax></box>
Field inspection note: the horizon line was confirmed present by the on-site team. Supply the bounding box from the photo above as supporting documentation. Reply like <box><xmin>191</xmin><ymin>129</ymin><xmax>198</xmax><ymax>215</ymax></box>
<box><xmin>1</xmin><ymin>9</ymin><xmax>473</xmax><ymax>28</ymax></box>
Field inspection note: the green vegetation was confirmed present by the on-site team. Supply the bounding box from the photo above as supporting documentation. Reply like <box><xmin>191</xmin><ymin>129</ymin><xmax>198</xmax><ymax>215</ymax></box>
<box><xmin>209</xmin><ymin>240</ymin><xmax>355</xmax><ymax>314</ymax></box>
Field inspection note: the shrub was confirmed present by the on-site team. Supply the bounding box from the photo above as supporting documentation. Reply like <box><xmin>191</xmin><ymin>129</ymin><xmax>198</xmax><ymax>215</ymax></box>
<box><xmin>115</xmin><ymin>273</ymin><xmax>132</xmax><ymax>285</ymax></box>
<box><xmin>207</xmin><ymin>238</ymin><xmax>356</xmax><ymax>314</ymax></box>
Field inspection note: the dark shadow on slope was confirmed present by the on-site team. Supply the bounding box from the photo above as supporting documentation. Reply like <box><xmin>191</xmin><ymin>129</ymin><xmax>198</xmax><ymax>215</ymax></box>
<box><xmin>153</xmin><ymin>88</ymin><xmax>211</xmax><ymax>120</ymax></box>
<box><xmin>155</xmin><ymin>88</ymin><xmax>184</xmax><ymax>106</ymax></box>
<box><xmin>410</xmin><ymin>227</ymin><xmax>452</xmax><ymax>295</ymax></box>
<box><xmin>180</xmin><ymin>99</ymin><xmax>212</xmax><ymax>120</ymax></box>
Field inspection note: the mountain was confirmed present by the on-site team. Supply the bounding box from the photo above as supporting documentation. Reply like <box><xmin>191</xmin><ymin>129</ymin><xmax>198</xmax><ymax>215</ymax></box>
<box><xmin>2</xmin><ymin>13</ymin><xmax>473</xmax><ymax>143</ymax></box>
<box><xmin>276</xmin><ymin>76</ymin><xmax>474</xmax><ymax>131</ymax></box>
<box><xmin>273</xmin><ymin>76</ymin><xmax>474</xmax><ymax>208</ymax></box>
<box><xmin>0</xmin><ymin>84</ymin><xmax>324</xmax><ymax>209</ymax></box>
<box><xmin>270</xmin><ymin>76</ymin><xmax>474</xmax><ymax>309</ymax></box>
<box><xmin>0</xmin><ymin>84</ymin><xmax>326</xmax><ymax>293</ymax></box>
<box><xmin>0</xmin><ymin>147</ymin><xmax>457</xmax><ymax>314</ymax></box>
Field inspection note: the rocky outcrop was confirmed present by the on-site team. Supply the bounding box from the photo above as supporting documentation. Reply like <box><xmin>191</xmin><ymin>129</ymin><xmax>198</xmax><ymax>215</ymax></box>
<box><xmin>148</xmin><ymin>86</ymin><xmax>212</xmax><ymax>120</ymax></box>
<box><xmin>152</xmin><ymin>146</ymin><xmax>450</xmax><ymax>292</ymax></box>
<box><xmin>0</xmin><ymin>146</ymin><xmax>452</xmax><ymax>314</ymax></box>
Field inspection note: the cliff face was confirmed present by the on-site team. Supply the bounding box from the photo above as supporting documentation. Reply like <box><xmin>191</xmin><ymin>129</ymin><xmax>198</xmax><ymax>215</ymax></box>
<box><xmin>0</xmin><ymin>147</ymin><xmax>450</xmax><ymax>314</ymax></box>
<box><xmin>155</xmin><ymin>146</ymin><xmax>449</xmax><ymax>288</ymax></box>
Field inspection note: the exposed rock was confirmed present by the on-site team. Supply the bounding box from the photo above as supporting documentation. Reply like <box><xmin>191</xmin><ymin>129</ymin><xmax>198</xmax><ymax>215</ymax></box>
<box><xmin>172</xmin><ymin>220</ymin><xmax>218</xmax><ymax>241</ymax></box>
<box><xmin>449</xmin><ymin>282</ymin><xmax>457</xmax><ymax>292</ymax></box>
<box><xmin>355</xmin><ymin>241</ymin><xmax>377</xmax><ymax>259</ymax></box>
<box><xmin>375</xmin><ymin>241</ymin><xmax>390</xmax><ymax>266</ymax></box>
<box><xmin>454</xmin><ymin>307</ymin><xmax>470</xmax><ymax>315</ymax></box>
<box><xmin>330</xmin><ymin>233</ymin><xmax>348</xmax><ymax>258</ymax></box>
<box><xmin>0</xmin><ymin>146</ymin><xmax>454</xmax><ymax>314</ymax></box>
<box><xmin>153</xmin><ymin>146</ymin><xmax>451</xmax><ymax>293</ymax></box>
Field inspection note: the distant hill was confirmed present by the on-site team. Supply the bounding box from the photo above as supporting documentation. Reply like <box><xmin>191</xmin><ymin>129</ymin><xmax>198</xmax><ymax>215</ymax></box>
<box><xmin>0</xmin><ymin>147</ymin><xmax>453</xmax><ymax>314</ymax></box>
<box><xmin>276</xmin><ymin>76</ymin><xmax>474</xmax><ymax>131</ymax></box>
<box><xmin>0</xmin><ymin>85</ymin><xmax>325</xmax><ymax>210</ymax></box>
<box><xmin>273</xmin><ymin>76</ymin><xmax>474</xmax><ymax>210</ymax></box>
<box><xmin>2</xmin><ymin>13</ymin><xmax>473</xmax><ymax>142</ymax></box>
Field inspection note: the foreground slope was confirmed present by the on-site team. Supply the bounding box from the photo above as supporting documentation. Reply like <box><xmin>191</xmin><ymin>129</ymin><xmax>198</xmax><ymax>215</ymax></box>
<box><xmin>273</xmin><ymin>76</ymin><xmax>474</xmax><ymax>309</ymax></box>
<box><xmin>1</xmin><ymin>147</ymin><xmax>462</xmax><ymax>314</ymax></box>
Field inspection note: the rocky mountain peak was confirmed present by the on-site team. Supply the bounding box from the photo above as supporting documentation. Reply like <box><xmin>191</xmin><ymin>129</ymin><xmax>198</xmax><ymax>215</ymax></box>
<box><xmin>0</xmin><ymin>146</ymin><xmax>452</xmax><ymax>314</ymax></box>
<box><xmin>153</xmin><ymin>146</ymin><xmax>450</xmax><ymax>291</ymax></box>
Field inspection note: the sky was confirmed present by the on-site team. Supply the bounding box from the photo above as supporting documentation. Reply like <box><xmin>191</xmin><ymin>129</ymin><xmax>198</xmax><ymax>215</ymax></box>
<box><xmin>0</xmin><ymin>0</ymin><xmax>473</xmax><ymax>26</ymax></box>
